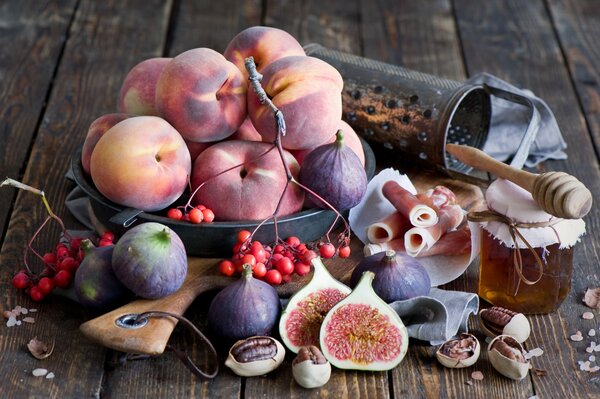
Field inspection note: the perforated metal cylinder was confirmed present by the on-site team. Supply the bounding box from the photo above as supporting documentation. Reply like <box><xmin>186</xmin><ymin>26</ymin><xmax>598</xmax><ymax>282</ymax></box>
<box><xmin>305</xmin><ymin>44</ymin><xmax>492</xmax><ymax>181</ymax></box>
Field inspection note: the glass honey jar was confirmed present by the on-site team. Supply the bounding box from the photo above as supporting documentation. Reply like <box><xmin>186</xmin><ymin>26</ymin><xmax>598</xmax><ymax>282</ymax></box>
<box><xmin>472</xmin><ymin>179</ymin><xmax>585</xmax><ymax>314</ymax></box>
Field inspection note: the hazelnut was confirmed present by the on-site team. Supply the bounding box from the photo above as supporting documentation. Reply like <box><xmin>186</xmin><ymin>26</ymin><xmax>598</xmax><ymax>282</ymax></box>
<box><xmin>479</xmin><ymin>306</ymin><xmax>530</xmax><ymax>343</ymax></box>
<box><xmin>435</xmin><ymin>333</ymin><xmax>480</xmax><ymax>368</ymax></box>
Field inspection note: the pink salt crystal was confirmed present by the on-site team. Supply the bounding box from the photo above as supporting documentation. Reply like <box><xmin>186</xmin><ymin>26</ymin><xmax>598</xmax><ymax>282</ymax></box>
<box><xmin>583</xmin><ymin>312</ymin><xmax>595</xmax><ymax>320</ymax></box>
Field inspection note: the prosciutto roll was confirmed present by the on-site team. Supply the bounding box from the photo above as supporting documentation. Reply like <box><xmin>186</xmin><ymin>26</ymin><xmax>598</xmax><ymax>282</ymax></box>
<box><xmin>366</xmin><ymin>212</ymin><xmax>412</xmax><ymax>244</ymax></box>
<box><xmin>382</xmin><ymin>181</ymin><xmax>438</xmax><ymax>227</ymax></box>
<box><xmin>404</xmin><ymin>204</ymin><xmax>465</xmax><ymax>257</ymax></box>
<box><xmin>364</xmin><ymin>225</ymin><xmax>471</xmax><ymax>257</ymax></box>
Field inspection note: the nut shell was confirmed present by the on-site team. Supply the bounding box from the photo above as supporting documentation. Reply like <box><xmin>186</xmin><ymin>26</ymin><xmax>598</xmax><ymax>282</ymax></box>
<box><xmin>480</xmin><ymin>307</ymin><xmax>530</xmax><ymax>343</ymax></box>
<box><xmin>292</xmin><ymin>360</ymin><xmax>331</xmax><ymax>388</ymax></box>
<box><xmin>435</xmin><ymin>333</ymin><xmax>480</xmax><ymax>368</ymax></box>
<box><xmin>488</xmin><ymin>335</ymin><xmax>530</xmax><ymax>380</ymax></box>
<box><xmin>224</xmin><ymin>336</ymin><xmax>285</xmax><ymax>377</ymax></box>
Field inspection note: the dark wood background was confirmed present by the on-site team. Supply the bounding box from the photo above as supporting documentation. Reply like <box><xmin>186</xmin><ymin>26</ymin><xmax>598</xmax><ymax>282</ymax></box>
<box><xmin>1</xmin><ymin>0</ymin><xmax>600</xmax><ymax>397</ymax></box>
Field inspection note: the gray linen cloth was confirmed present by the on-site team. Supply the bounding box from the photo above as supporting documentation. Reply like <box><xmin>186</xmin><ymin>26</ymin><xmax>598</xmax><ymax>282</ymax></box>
<box><xmin>468</xmin><ymin>72</ymin><xmax>567</xmax><ymax>167</ymax></box>
<box><xmin>65</xmin><ymin>72</ymin><xmax>565</xmax><ymax>344</ymax></box>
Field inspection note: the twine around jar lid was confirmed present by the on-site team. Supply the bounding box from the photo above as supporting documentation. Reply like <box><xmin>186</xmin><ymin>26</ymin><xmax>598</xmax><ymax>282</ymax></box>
<box><xmin>477</xmin><ymin>179</ymin><xmax>585</xmax><ymax>250</ymax></box>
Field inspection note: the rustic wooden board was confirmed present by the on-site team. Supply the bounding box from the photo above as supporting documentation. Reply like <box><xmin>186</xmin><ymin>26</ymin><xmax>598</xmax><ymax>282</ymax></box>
<box><xmin>0</xmin><ymin>0</ymin><xmax>77</xmax><ymax>242</ymax></box>
<box><xmin>0</xmin><ymin>0</ymin><xmax>173</xmax><ymax>397</ymax></box>
<box><xmin>455</xmin><ymin>0</ymin><xmax>600</xmax><ymax>396</ymax></box>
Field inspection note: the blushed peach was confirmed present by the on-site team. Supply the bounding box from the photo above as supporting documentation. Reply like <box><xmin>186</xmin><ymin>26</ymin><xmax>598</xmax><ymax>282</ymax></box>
<box><xmin>90</xmin><ymin>116</ymin><xmax>191</xmax><ymax>212</ymax></box>
<box><xmin>191</xmin><ymin>140</ymin><xmax>304</xmax><ymax>221</ymax></box>
<box><xmin>224</xmin><ymin>26</ymin><xmax>305</xmax><ymax>80</ymax></box>
<box><xmin>117</xmin><ymin>58</ymin><xmax>171</xmax><ymax>115</ymax></box>
<box><xmin>228</xmin><ymin>117</ymin><xmax>262</xmax><ymax>141</ymax></box>
<box><xmin>81</xmin><ymin>113</ymin><xmax>131</xmax><ymax>174</ymax></box>
<box><xmin>156</xmin><ymin>48</ymin><xmax>246</xmax><ymax>142</ymax></box>
<box><xmin>248</xmin><ymin>56</ymin><xmax>343</xmax><ymax>150</ymax></box>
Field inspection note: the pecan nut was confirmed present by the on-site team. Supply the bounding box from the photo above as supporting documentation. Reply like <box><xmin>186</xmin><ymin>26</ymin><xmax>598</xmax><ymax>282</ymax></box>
<box><xmin>292</xmin><ymin>346</ymin><xmax>331</xmax><ymax>388</ymax></box>
<box><xmin>225</xmin><ymin>336</ymin><xmax>285</xmax><ymax>377</ymax></box>
<box><xmin>293</xmin><ymin>345</ymin><xmax>327</xmax><ymax>366</ymax></box>
<box><xmin>479</xmin><ymin>306</ymin><xmax>530</xmax><ymax>343</ymax></box>
<box><xmin>488</xmin><ymin>335</ymin><xmax>530</xmax><ymax>380</ymax></box>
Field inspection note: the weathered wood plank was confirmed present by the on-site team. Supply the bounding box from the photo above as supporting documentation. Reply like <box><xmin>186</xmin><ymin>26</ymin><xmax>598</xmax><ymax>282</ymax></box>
<box><xmin>167</xmin><ymin>0</ymin><xmax>263</xmax><ymax>56</ymax></box>
<box><xmin>0</xmin><ymin>0</ymin><xmax>77</xmax><ymax>241</ymax></box>
<box><xmin>0</xmin><ymin>0</ymin><xmax>173</xmax><ymax>397</ymax></box>
<box><xmin>454</xmin><ymin>0</ymin><xmax>600</xmax><ymax>397</ymax></box>
<box><xmin>548</xmin><ymin>0</ymin><xmax>600</xmax><ymax>178</ymax></box>
<box><xmin>265</xmin><ymin>0</ymin><xmax>361</xmax><ymax>53</ymax></box>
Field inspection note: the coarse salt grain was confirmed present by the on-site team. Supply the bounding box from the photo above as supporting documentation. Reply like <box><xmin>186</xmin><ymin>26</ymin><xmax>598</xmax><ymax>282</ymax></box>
<box><xmin>583</xmin><ymin>312</ymin><xmax>595</xmax><ymax>320</ymax></box>
<box><xmin>471</xmin><ymin>371</ymin><xmax>484</xmax><ymax>381</ymax></box>
<box><xmin>32</xmin><ymin>368</ymin><xmax>47</xmax><ymax>377</ymax></box>
<box><xmin>571</xmin><ymin>332</ymin><xmax>584</xmax><ymax>342</ymax></box>
<box><xmin>525</xmin><ymin>347</ymin><xmax>544</xmax><ymax>359</ymax></box>
<box><xmin>591</xmin><ymin>366</ymin><xmax>600</xmax><ymax>373</ymax></box>
<box><xmin>6</xmin><ymin>316</ymin><xmax>17</xmax><ymax>327</ymax></box>
<box><xmin>28</xmin><ymin>309</ymin><xmax>37</xmax><ymax>313</ymax></box>
<box><xmin>579</xmin><ymin>361</ymin><xmax>591</xmax><ymax>371</ymax></box>
<box><xmin>20</xmin><ymin>308</ymin><xmax>28</xmax><ymax>315</ymax></box>
<box><xmin>590</xmin><ymin>355</ymin><xmax>596</xmax><ymax>362</ymax></box>
<box><xmin>22</xmin><ymin>317</ymin><xmax>35</xmax><ymax>324</ymax></box>
<box><xmin>16</xmin><ymin>320</ymin><xmax>21</xmax><ymax>326</ymax></box>
<box><xmin>590</xmin><ymin>329</ymin><xmax>597</xmax><ymax>337</ymax></box>
<box><xmin>46</xmin><ymin>372</ymin><xmax>54</xmax><ymax>379</ymax></box>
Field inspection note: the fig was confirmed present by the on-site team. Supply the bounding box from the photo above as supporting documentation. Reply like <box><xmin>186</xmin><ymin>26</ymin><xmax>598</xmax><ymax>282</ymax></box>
<box><xmin>279</xmin><ymin>257</ymin><xmax>351</xmax><ymax>353</ymax></box>
<box><xmin>298</xmin><ymin>129</ymin><xmax>367</xmax><ymax>211</ymax></box>
<box><xmin>112</xmin><ymin>222</ymin><xmax>187</xmax><ymax>299</ymax></box>
<box><xmin>349</xmin><ymin>250</ymin><xmax>430</xmax><ymax>302</ymax></box>
<box><xmin>207</xmin><ymin>264</ymin><xmax>280</xmax><ymax>344</ymax></box>
<box><xmin>319</xmin><ymin>271</ymin><xmax>409</xmax><ymax>371</ymax></box>
<box><xmin>74</xmin><ymin>240</ymin><xmax>132</xmax><ymax>309</ymax></box>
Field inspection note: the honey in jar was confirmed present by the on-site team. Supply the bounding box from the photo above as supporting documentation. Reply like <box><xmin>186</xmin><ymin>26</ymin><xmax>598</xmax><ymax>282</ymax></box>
<box><xmin>474</xmin><ymin>179</ymin><xmax>585</xmax><ymax>314</ymax></box>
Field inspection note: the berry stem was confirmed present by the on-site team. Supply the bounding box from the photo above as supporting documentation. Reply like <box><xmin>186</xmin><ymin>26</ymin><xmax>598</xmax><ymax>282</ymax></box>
<box><xmin>243</xmin><ymin>56</ymin><xmax>352</xmax><ymax>247</ymax></box>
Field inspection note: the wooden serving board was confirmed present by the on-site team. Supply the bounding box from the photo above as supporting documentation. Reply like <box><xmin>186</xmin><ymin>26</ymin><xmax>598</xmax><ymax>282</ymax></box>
<box><xmin>79</xmin><ymin>170</ymin><xmax>484</xmax><ymax>356</ymax></box>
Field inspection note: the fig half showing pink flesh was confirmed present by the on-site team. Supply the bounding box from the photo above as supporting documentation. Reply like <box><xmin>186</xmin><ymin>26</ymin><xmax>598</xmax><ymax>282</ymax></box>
<box><xmin>319</xmin><ymin>271</ymin><xmax>409</xmax><ymax>371</ymax></box>
<box><xmin>279</xmin><ymin>257</ymin><xmax>351</xmax><ymax>354</ymax></box>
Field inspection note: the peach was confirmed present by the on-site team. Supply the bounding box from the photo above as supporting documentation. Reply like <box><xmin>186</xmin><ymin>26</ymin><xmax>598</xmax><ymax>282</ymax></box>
<box><xmin>191</xmin><ymin>140</ymin><xmax>304</xmax><ymax>221</ymax></box>
<box><xmin>185</xmin><ymin>140</ymin><xmax>213</xmax><ymax>162</ymax></box>
<box><xmin>224</xmin><ymin>26</ymin><xmax>306</xmax><ymax>80</ymax></box>
<box><xmin>81</xmin><ymin>113</ymin><xmax>131</xmax><ymax>174</ymax></box>
<box><xmin>228</xmin><ymin>117</ymin><xmax>262</xmax><ymax>141</ymax></box>
<box><xmin>291</xmin><ymin>120</ymin><xmax>365</xmax><ymax>166</ymax></box>
<box><xmin>90</xmin><ymin>116</ymin><xmax>191</xmax><ymax>212</ymax></box>
<box><xmin>117</xmin><ymin>58</ymin><xmax>171</xmax><ymax>115</ymax></box>
<box><xmin>248</xmin><ymin>56</ymin><xmax>343</xmax><ymax>150</ymax></box>
<box><xmin>156</xmin><ymin>48</ymin><xmax>246</xmax><ymax>143</ymax></box>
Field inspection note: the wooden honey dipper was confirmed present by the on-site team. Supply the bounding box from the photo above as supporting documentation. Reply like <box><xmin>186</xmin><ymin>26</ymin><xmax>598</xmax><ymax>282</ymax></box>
<box><xmin>446</xmin><ymin>143</ymin><xmax>592</xmax><ymax>219</ymax></box>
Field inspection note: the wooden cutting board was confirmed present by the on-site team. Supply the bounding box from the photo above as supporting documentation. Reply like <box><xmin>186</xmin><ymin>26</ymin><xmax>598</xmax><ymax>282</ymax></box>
<box><xmin>79</xmin><ymin>170</ymin><xmax>484</xmax><ymax>355</ymax></box>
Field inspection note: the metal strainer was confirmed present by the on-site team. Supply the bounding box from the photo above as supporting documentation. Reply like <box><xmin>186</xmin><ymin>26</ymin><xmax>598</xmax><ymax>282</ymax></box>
<box><xmin>305</xmin><ymin>44</ymin><xmax>539</xmax><ymax>184</ymax></box>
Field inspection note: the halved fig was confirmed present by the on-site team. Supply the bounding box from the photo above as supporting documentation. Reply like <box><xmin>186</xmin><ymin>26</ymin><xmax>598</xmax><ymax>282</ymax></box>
<box><xmin>279</xmin><ymin>257</ymin><xmax>351</xmax><ymax>353</ymax></box>
<box><xmin>319</xmin><ymin>271</ymin><xmax>409</xmax><ymax>371</ymax></box>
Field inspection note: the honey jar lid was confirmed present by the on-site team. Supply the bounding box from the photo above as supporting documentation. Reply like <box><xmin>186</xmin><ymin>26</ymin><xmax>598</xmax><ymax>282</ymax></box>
<box><xmin>482</xmin><ymin>179</ymin><xmax>586</xmax><ymax>249</ymax></box>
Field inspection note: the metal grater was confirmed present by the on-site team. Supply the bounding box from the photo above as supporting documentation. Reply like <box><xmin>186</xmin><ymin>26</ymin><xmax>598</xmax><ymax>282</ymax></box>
<box><xmin>304</xmin><ymin>44</ymin><xmax>539</xmax><ymax>185</ymax></box>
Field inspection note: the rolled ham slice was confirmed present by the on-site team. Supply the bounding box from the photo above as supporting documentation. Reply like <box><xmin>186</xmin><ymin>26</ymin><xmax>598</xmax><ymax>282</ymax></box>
<box><xmin>382</xmin><ymin>181</ymin><xmax>438</xmax><ymax>227</ymax></box>
<box><xmin>404</xmin><ymin>204</ymin><xmax>465</xmax><ymax>257</ymax></box>
<box><xmin>364</xmin><ymin>225</ymin><xmax>471</xmax><ymax>257</ymax></box>
<box><xmin>366</xmin><ymin>212</ymin><xmax>412</xmax><ymax>244</ymax></box>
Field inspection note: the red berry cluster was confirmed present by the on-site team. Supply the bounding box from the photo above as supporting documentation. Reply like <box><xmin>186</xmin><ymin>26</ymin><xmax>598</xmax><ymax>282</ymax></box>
<box><xmin>218</xmin><ymin>230</ymin><xmax>351</xmax><ymax>286</ymax></box>
<box><xmin>11</xmin><ymin>231</ymin><xmax>115</xmax><ymax>301</ymax></box>
<box><xmin>167</xmin><ymin>204</ymin><xmax>215</xmax><ymax>224</ymax></box>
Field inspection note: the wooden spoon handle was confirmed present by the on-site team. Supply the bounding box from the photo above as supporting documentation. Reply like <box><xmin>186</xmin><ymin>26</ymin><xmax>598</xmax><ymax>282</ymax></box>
<box><xmin>79</xmin><ymin>266</ymin><xmax>230</xmax><ymax>355</ymax></box>
<box><xmin>446</xmin><ymin>143</ymin><xmax>537</xmax><ymax>191</ymax></box>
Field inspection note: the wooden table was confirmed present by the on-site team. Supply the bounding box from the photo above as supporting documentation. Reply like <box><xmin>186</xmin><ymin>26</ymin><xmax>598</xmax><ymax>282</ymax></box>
<box><xmin>2</xmin><ymin>1</ymin><xmax>600</xmax><ymax>397</ymax></box>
